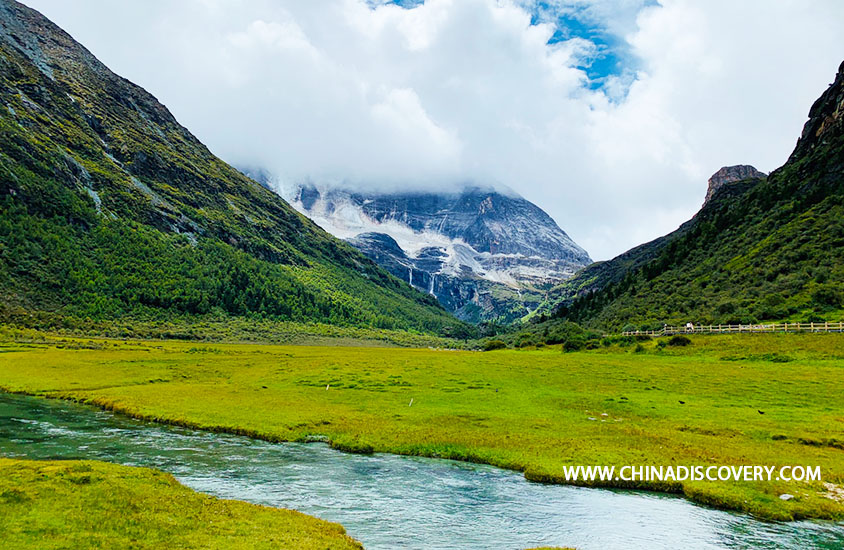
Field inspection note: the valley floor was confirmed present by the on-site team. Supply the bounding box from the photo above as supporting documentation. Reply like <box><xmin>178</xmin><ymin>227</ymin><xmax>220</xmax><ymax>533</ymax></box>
<box><xmin>0</xmin><ymin>332</ymin><xmax>843</xmax><ymax>522</ymax></box>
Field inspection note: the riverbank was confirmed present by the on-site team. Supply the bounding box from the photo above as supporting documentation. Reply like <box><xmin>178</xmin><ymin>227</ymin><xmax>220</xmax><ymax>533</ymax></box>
<box><xmin>0</xmin><ymin>458</ymin><xmax>362</xmax><ymax>549</ymax></box>
<box><xmin>1</xmin><ymin>332</ymin><xmax>842</xmax><ymax>521</ymax></box>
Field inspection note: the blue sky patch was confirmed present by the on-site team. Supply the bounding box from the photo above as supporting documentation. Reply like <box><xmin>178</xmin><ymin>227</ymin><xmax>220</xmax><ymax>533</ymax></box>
<box><xmin>375</xmin><ymin>0</ymin><xmax>650</xmax><ymax>97</ymax></box>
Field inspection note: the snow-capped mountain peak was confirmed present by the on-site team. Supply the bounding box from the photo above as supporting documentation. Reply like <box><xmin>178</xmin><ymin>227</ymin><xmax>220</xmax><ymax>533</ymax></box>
<box><xmin>239</xmin><ymin>171</ymin><xmax>591</xmax><ymax>323</ymax></box>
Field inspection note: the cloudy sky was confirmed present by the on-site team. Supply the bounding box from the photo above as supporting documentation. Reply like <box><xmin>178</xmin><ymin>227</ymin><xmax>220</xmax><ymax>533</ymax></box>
<box><xmin>23</xmin><ymin>0</ymin><xmax>844</xmax><ymax>260</ymax></box>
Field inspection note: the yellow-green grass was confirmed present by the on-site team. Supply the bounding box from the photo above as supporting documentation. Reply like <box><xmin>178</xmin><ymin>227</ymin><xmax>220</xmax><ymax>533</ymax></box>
<box><xmin>0</xmin><ymin>458</ymin><xmax>361</xmax><ymax>550</ymax></box>
<box><xmin>0</xmin><ymin>318</ymin><xmax>464</xmax><ymax>349</ymax></box>
<box><xmin>1</xmin><ymin>332</ymin><xmax>843</xmax><ymax>521</ymax></box>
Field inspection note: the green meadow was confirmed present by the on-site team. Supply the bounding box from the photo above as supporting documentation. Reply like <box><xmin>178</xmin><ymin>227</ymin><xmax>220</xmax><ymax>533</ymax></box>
<box><xmin>1</xmin><ymin>331</ymin><xmax>843</xmax><ymax>521</ymax></box>
<box><xmin>0</xmin><ymin>458</ymin><xmax>361</xmax><ymax>550</ymax></box>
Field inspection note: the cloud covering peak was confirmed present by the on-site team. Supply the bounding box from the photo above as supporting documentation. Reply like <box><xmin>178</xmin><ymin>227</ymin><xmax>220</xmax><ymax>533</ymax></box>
<box><xmin>21</xmin><ymin>0</ymin><xmax>844</xmax><ymax>259</ymax></box>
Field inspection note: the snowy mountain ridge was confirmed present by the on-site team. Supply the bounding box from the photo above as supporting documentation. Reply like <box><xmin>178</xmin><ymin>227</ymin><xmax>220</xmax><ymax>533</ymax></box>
<box><xmin>294</xmin><ymin>188</ymin><xmax>570</xmax><ymax>287</ymax></box>
<box><xmin>241</xmin><ymin>170</ymin><xmax>591</xmax><ymax>322</ymax></box>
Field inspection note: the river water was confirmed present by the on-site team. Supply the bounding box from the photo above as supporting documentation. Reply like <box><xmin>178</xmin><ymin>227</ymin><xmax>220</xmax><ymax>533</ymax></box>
<box><xmin>0</xmin><ymin>393</ymin><xmax>841</xmax><ymax>550</ymax></box>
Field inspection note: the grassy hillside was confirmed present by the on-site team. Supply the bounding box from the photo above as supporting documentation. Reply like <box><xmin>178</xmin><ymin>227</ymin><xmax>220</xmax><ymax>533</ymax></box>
<box><xmin>0</xmin><ymin>1</ymin><xmax>470</xmax><ymax>338</ymax></box>
<box><xmin>2</xmin><ymin>332</ymin><xmax>843</xmax><ymax>521</ymax></box>
<box><xmin>533</xmin><ymin>61</ymin><xmax>844</xmax><ymax>332</ymax></box>
<box><xmin>0</xmin><ymin>458</ymin><xmax>361</xmax><ymax>550</ymax></box>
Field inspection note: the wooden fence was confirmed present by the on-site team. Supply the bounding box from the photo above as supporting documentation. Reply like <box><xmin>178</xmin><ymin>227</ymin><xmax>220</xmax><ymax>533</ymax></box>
<box><xmin>620</xmin><ymin>321</ymin><xmax>844</xmax><ymax>337</ymax></box>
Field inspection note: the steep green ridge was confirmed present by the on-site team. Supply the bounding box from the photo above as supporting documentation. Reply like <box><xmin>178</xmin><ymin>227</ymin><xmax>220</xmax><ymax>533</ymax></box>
<box><xmin>535</xmin><ymin>60</ymin><xmax>844</xmax><ymax>332</ymax></box>
<box><xmin>0</xmin><ymin>0</ymin><xmax>469</xmax><ymax>337</ymax></box>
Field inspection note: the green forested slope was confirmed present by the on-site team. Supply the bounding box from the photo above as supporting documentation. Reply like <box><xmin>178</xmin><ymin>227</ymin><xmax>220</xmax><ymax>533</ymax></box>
<box><xmin>537</xmin><ymin>60</ymin><xmax>844</xmax><ymax>332</ymax></box>
<box><xmin>0</xmin><ymin>0</ymin><xmax>469</xmax><ymax>337</ymax></box>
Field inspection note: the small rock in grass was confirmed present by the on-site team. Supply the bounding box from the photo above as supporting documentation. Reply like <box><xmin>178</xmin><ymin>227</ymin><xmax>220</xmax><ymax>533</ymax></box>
<box><xmin>587</xmin><ymin>417</ymin><xmax>597</xmax><ymax>421</ymax></box>
<box><xmin>779</xmin><ymin>493</ymin><xmax>794</xmax><ymax>501</ymax></box>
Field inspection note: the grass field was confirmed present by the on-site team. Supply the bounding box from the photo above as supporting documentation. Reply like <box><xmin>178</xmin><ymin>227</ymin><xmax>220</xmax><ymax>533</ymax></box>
<box><xmin>1</xmin><ymin>331</ymin><xmax>843</xmax><ymax>521</ymax></box>
<box><xmin>0</xmin><ymin>458</ymin><xmax>361</xmax><ymax>550</ymax></box>
<box><xmin>0</xmin><ymin>318</ymin><xmax>465</xmax><ymax>349</ymax></box>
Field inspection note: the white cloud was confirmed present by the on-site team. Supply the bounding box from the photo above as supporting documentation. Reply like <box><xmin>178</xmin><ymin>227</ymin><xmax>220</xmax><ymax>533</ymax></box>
<box><xmin>20</xmin><ymin>0</ymin><xmax>844</xmax><ymax>260</ymax></box>
<box><xmin>370</xmin><ymin>87</ymin><xmax>462</xmax><ymax>163</ymax></box>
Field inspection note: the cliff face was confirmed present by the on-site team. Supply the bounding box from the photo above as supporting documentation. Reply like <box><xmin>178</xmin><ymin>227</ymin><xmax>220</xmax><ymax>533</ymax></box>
<box><xmin>278</xmin><ymin>183</ymin><xmax>591</xmax><ymax>323</ymax></box>
<box><xmin>793</xmin><ymin>60</ymin><xmax>844</xmax><ymax>161</ymax></box>
<box><xmin>704</xmin><ymin>165</ymin><xmax>766</xmax><ymax>205</ymax></box>
<box><xmin>342</xmin><ymin>188</ymin><xmax>591</xmax><ymax>263</ymax></box>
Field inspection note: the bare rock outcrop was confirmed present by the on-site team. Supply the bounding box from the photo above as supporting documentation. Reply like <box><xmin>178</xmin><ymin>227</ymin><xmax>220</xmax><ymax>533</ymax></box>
<box><xmin>704</xmin><ymin>165</ymin><xmax>766</xmax><ymax>205</ymax></box>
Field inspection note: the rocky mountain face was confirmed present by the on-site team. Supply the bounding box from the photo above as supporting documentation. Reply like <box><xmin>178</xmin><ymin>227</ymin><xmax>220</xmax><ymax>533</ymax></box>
<box><xmin>794</xmin><ymin>60</ymin><xmax>844</xmax><ymax>160</ymax></box>
<box><xmin>704</xmin><ymin>165</ymin><xmax>766</xmax><ymax>205</ymax></box>
<box><xmin>264</xmin><ymin>182</ymin><xmax>592</xmax><ymax>323</ymax></box>
<box><xmin>0</xmin><ymin>0</ymin><xmax>468</xmax><ymax>337</ymax></box>
<box><xmin>532</xmin><ymin>60</ymin><xmax>844</xmax><ymax>331</ymax></box>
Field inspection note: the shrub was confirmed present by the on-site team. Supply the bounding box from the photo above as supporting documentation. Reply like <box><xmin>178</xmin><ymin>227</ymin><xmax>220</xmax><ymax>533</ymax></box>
<box><xmin>812</xmin><ymin>284</ymin><xmax>842</xmax><ymax>308</ymax></box>
<box><xmin>585</xmin><ymin>329</ymin><xmax>604</xmax><ymax>340</ymax></box>
<box><xmin>562</xmin><ymin>337</ymin><xmax>585</xmax><ymax>352</ymax></box>
<box><xmin>515</xmin><ymin>334</ymin><xmax>537</xmax><ymax>348</ymax></box>
<box><xmin>482</xmin><ymin>339</ymin><xmax>507</xmax><ymax>351</ymax></box>
<box><xmin>584</xmin><ymin>339</ymin><xmax>601</xmax><ymax>350</ymax></box>
<box><xmin>515</xmin><ymin>338</ymin><xmax>536</xmax><ymax>349</ymax></box>
<box><xmin>667</xmin><ymin>335</ymin><xmax>692</xmax><ymax>347</ymax></box>
<box><xmin>544</xmin><ymin>321</ymin><xmax>586</xmax><ymax>345</ymax></box>
<box><xmin>607</xmin><ymin>335</ymin><xmax>636</xmax><ymax>347</ymax></box>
